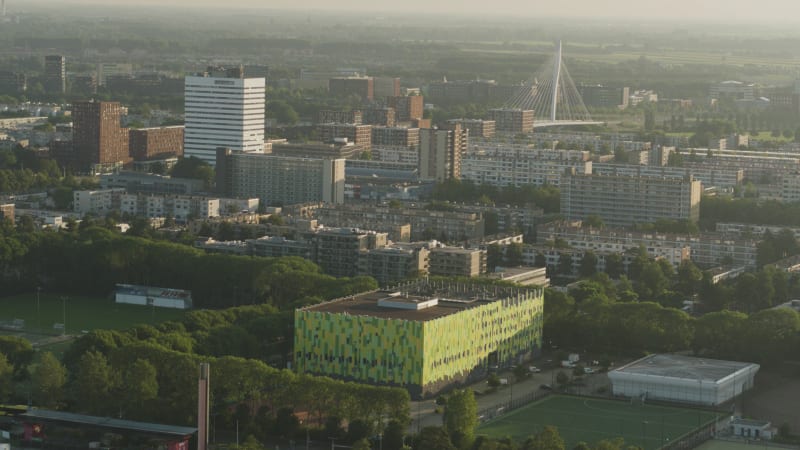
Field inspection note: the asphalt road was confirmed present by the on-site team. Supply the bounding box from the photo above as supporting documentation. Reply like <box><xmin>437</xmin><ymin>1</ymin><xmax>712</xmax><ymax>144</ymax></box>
<box><xmin>408</xmin><ymin>362</ymin><xmax>612</xmax><ymax>434</ymax></box>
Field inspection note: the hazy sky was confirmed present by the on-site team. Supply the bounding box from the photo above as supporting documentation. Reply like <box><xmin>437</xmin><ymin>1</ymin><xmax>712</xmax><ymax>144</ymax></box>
<box><xmin>24</xmin><ymin>0</ymin><xmax>800</xmax><ymax>24</ymax></box>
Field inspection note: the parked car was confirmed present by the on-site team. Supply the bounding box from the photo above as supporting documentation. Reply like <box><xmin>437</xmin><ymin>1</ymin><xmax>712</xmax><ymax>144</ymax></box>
<box><xmin>584</xmin><ymin>367</ymin><xmax>595</xmax><ymax>374</ymax></box>
<box><xmin>540</xmin><ymin>384</ymin><xmax>553</xmax><ymax>390</ymax></box>
<box><xmin>529</xmin><ymin>366</ymin><xmax>541</xmax><ymax>373</ymax></box>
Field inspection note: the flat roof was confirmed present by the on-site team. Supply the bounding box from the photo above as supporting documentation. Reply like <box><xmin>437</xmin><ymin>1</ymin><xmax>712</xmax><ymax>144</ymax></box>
<box><xmin>302</xmin><ymin>282</ymin><xmax>544</xmax><ymax>322</ymax></box>
<box><xmin>731</xmin><ymin>418</ymin><xmax>771</xmax><ymax>427</ymax></box>
<box><xmin>20</xmin><ymin>409</ymin><xmax>197</xmax><ymax>438</ymax></box>
<box><xmin>490</xmin><ymin>266</ymin><xmax>546</xmax><ymax>277</ymax></box>
<box><xmin>612</xmin><ymin>354</ymin><xmax>758</xmax><ymax>383</ymax></box>
<box><xmin>303</xmin><ymin>291</ymin><xmax>494</xmax><ymax>321</ymax></box>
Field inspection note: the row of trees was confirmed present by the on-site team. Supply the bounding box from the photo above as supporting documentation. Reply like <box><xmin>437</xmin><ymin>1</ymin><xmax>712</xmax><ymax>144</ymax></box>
<box><xmin>540</xmin><ymin>236</ymin><xmax>800</xmax><ymax>314</ymax></box>
<box><xmin>430</xmin><ymin>180</ymin><xmax>561</xmax><ymax>213</ymax></box>
<box><xmin>1</xmin><ymin>339</ymin><xmax>410</xmax><ymax>443</ymax></box>
<box><xmin>0</xmin><ymin>222</ymin><xmax>376</xmax><ymax>309</ymax></box>
<box><xmin>0</xmin><ymin>217</ymin><xmax>414</xmax><ymax>443</ymax></box>
<box><xmin>545</xmin><ymin>279</ymin><xmax>800</xmax><ymax>365</ymax></box>
<box><xmin>700</xmin><ymin>196</ymin><xmax>800</xmax><ymax>230</ymax></box>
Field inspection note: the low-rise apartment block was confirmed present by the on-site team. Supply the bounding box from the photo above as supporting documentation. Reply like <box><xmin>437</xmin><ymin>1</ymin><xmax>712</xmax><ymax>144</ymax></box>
<box><xmin>682</xmin><ymin>150</ymin><xmax>800</xmax><ymax>182</ymax></box>
<box><xmin>488</xmin><ymin>266</ymin><xmax>549</xmax><ymax>286</ymax></box>
<box><xmin>535</xmin><ymin>223</ymin><xmax>690</xmax><ymax>269</ymax></box>
<box><xmin>270</xmin><ymin>140</ymin><xmax>368</xmax><ymax>160</ymax></box>
<box><xmin>782</xmin><ymin>173</ymin><xmax>800</xmax><ymax>203</ymax></box>
<box><xmin>318</xmin><ymin>110</ymin><xmax>362</xmax><ymax>125</ymax></box>
<box><xmin>462</xmin><ymin>145</ymin><xmax>592</xmax><ymax>188</ymax></box>
<box><xmin>429</xmin><ymin>247</ymin><xmax>487</xmax><ymax>277</ymax></box>
<box><xmin>73</xmin><ymin>188</ymin><xmax>126</xmax><ymax>215</ymax></box>
<box><xmin>537</xmin><ymin>222</ymin><xmax>757</xmax><ymax>269</ymax></box>
<box><xmin>487</xmin><ymin>108</ymin><xmax>534</xmax><ymax>134</ymax></box>
<box><xmin>120</xmin><ymin>194</ymin><xmax>220</xmax><ymax>221</ymax></box>
<box><xmin>371</xmin><ymin>146</ymin><xmax>419</xmax><ymax>165</ymax></box>
<box><xmin>317</xmin><ymin>123</ymin><xmax>372</xmax><ymax>148</ymax></box>
<box><xmin>314</xmin><ymin>227</ymin><xmax>388</xmax><ymax>278</ymax></box>
<box><xmin>362</xmin><ymin>107</ymin><xmax>396</xmax><ymax>127</ymax></box>
<box><xmin>448</xmin><ymin>119</ymin><xmax>496</xmax><ymax>139</ymax></box>
<box><xmin>74</xmin><ymin>188</ymin><xmax>225</xmax><ymax>221</ymax></box>
<box><xmin>522</xmin><ymin>245</ymin><xmax>651</xmax><ymax>278</ymax></box>
<box><xmin>386</xmin><ymin>95</ymin><xmax>424</xmax><ymax>122</ymax></box>
<box><xmin>100</xmin><ymin>172</ymin><xmax>204</xmax><ymax>195</ymax></box>
<box><xmin>716</xmin><ymin>222</ymin><xmax>800</xmax><ymax>240</ymax></box>
<box><xmin>202</xmin><ymin>227</ymin><xmax>426</xmax><ymax>283</ymax></box>
<box><xmin>372</xmin><ymin>127</ymin><xmax>419</xmax><ymax>148</ymax></box>
<box><xmin>361</xmin><ymin>246</ymin><xmax>429</xmax><ymax>285</ymax></box>
<box><xmin>314</xmin><ymin>203</ymin><xmax>485</xmax><ymax>242</ymax></box>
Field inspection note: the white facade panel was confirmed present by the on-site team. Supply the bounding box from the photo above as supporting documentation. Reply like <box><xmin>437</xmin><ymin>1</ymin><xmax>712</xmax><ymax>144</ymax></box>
<box><xmin>184</xmin><ymin>76</ymin><xmax>265</xmax><ymax>165</ymax></box>
<box><xmin>608</xmin><ymin>355</ymin><xmax>759</xmax><ymax>406</ymax></box>
<box><xmin>115</xmin><ymin>293</ymin><xmax>147</xmax><ymax>306</ymax></box>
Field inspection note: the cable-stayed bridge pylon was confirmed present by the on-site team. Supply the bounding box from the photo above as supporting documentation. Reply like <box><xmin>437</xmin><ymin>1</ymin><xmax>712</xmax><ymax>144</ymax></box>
<box><xmin>503</xmin><ymin>41</ymin><xmax>599</xmax><ymax>127</ymax></box>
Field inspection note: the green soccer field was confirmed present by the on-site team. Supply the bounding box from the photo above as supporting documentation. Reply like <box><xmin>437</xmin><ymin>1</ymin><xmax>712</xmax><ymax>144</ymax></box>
<box><xmin>477</xmin><ymin>395</ymin><xmax>721</xmax><ymax>450</ymax></box>
<box><xmin>0</xmin><ymin>292</ymin><xmax>187</xmax><ymax>335</ymax></box>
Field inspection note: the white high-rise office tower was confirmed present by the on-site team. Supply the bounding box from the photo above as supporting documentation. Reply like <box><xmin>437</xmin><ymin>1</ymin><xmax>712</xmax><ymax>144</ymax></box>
<box><xmin>184</xmin><ymin>71</ymin><xmax>265</xmax><ymax>165</ymax></box>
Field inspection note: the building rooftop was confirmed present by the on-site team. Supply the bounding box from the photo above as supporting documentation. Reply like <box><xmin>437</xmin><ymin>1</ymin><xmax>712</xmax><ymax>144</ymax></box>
<box><xmin>612</xmin><ymin>354</ymin><xmax>759</xmax><ymax>383</ymax></box>
<box><xmin>20</xmin><ymin>409</ymin><xmax>197</xmax><ymax>438</ymax></box>
<box><xmin>303</xmin><ymin>290</ymin><xmax>489</xmax><ymax>321</ymax></box>
<box><xmin>430</xmin><ymin>247</ymin><xmax>480</xmax><ymax>254</ymax></box>
<box><xmin>731</xmin><ymin>418</ymin><xmax>772</xmax><ymax>428</ymax></box>
<box><xmin>302</xmin><ymin>281</ymin><xmax>539</xmax><ymax>322</ymax></box>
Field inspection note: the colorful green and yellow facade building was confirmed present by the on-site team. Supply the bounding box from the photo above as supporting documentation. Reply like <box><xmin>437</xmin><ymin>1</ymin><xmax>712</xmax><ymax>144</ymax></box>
<box><xmin>294</xmin><ymin>280</ymin><xmax>543</xmax><ymax>397</ymax></box>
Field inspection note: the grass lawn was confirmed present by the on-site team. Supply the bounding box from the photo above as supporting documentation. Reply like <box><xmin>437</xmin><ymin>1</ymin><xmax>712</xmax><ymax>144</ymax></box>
<box><xmin>749</xmin><ymin>131</ymin><xmax>793</xmax><ymax>142</ymax></box>
<box><xmin>0</xmin><ymin>292</ymin><xmax>187</xmax><ymax>335</ymax></box>
<box><xmin>477</xmin><ymin>395</ymin><xmax>720</xmax><ymax>450</ymax></box>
